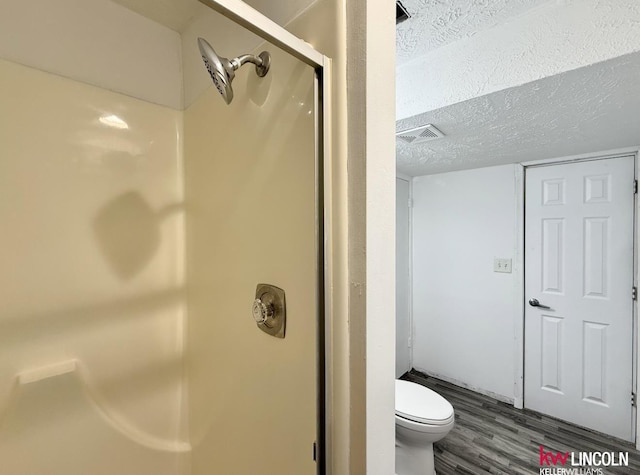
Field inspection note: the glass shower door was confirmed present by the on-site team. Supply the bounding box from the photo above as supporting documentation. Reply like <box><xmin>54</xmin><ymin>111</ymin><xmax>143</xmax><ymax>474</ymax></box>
<box><xmin>184</xmin><ymin>14</ymin><xmax>320</xmax><ymax>474</ymax></box>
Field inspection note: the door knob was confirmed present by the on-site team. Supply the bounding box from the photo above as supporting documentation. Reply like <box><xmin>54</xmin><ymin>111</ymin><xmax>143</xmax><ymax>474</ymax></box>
<box><xmin>528</xmin><ymin>298</ymin><xmax>551</xmax><ymax>310</ymax></box>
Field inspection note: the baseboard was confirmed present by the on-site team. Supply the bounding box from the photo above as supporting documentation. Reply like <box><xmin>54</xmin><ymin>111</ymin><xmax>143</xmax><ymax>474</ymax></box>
<box><xmin>410</xmin><ymin>367</ymin><xmax>515</xmax><ymax>405</ymax></box>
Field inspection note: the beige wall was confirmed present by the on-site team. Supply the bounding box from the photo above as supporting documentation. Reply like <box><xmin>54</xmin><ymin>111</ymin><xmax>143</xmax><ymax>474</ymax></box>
<box><xmin>283</xmin><ymin>2</ymin><xmax>353</xmax><ymax>472</ymax></box>
<box><xmin>361</xmin><ymin>2</ymin><xmax>397</xmax><ymax>473</ymax></box>
<box><xmin>275</xmin><ymin>1</ymin><xmax>397</xmax><ymax>472</ymax></box>
<box><xmin>292</xmin><ymin>0</ymin><xmax>397</xmax><ymax>473</ymax></box>
<box><xmin>0</xmin><ymin>58</ymin><xmax>187</xmax><ymax>474</ymax></box>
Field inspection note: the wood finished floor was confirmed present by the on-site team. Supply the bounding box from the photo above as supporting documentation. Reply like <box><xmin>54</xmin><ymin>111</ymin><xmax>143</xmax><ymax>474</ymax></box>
<box><xmin>404</xmin><ymin>370</ymin><xmax>640</xmax><ymax>474</ymax></box>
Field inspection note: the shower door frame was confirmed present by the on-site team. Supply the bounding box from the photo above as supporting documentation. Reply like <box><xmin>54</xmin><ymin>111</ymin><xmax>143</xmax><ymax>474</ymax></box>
<box><xmin>198</xmin><ymin>1</ymin><xmax>332</xmax><ymax>473</ymax></box>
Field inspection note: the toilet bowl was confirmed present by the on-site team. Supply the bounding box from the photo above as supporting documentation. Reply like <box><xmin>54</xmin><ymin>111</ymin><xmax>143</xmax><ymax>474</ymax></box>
<box><xmin>395</xmin><ymin>380</ymin><xmax>454</xmax><ymax>475</ymax></box>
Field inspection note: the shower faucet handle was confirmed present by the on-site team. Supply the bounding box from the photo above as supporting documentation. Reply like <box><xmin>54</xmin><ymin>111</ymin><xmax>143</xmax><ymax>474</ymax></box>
<box><xmin>252</xmin><ymin>284</ymin><xmax>286</xmax><ymax>338</ymax></box>
<box><xmin>252</xmin><ymin>298</ymin><xmax>274</xmax><ymax>325</ymax></box>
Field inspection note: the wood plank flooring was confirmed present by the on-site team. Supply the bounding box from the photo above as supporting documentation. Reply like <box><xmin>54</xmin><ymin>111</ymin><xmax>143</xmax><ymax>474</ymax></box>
<box><xmin>404</xmin><ymin>370</ymin><xmax>640</xmax><ymax>474</ymax></box>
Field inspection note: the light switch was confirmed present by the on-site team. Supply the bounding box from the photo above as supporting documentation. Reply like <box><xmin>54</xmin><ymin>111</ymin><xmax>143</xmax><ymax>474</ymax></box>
<box><xmin>494</xmin><ymin>258</ymin><xmax>512</xmax><ymax>273</ymax></box>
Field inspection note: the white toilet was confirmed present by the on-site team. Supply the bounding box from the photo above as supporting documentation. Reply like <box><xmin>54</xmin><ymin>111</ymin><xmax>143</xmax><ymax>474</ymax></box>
<box><xmin>395</xmin><ymin>380</ymin><xmax>455</xmax><ymax>475</ymax></box>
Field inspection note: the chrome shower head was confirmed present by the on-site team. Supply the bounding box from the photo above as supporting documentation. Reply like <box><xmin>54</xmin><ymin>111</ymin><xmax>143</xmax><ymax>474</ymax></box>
<box><xmin>197</xmin><ymin>37</ymin><xmax>271</xmax><ymax>105</ymax></box>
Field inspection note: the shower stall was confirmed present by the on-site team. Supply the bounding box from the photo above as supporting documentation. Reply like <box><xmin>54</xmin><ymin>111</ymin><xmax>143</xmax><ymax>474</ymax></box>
<box><xmin>0</xmin><ymin>0</ymin><xmax>330</xmax><ymax>473</ymax></box>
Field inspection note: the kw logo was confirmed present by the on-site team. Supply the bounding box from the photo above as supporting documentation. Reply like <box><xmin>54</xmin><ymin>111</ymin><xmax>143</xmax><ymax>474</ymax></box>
<box><xmin>540</xmin><ymin>446</ymin><xmax>569</xmax><ymax>466</ymax></box>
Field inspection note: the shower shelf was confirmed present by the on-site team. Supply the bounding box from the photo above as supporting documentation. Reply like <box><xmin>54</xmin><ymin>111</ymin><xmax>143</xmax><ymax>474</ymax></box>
<box><xmin>0</xmin><ymin>360</ymin><xmax>190</xmax><ymax>475</ymax></box>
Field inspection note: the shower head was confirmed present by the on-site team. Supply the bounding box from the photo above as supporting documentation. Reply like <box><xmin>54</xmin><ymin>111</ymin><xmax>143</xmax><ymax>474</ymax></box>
<box><xmin>197</xmin><ymin>37</ymin><xmax>271</xmax><ymax>105</ymax></box>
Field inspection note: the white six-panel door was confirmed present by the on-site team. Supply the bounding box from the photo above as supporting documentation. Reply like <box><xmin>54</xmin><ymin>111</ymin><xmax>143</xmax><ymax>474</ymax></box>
<box><xmin>524</xmin><ymin>156</ymin><xmax>635</xmax><ymax>441</ymax></box>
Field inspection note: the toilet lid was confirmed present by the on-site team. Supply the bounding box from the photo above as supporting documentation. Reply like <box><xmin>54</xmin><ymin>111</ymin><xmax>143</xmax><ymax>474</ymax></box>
<box><xmin>395</xmin><ymin>380</ymin><xmax>454</xmax><ymax>425</ymax></box>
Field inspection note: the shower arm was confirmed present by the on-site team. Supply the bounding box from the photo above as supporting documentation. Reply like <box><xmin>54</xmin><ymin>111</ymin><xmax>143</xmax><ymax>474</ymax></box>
<box><xmin>230</xmin><ymin>54</ymin><xmax>264</xmax><ymax>70</ymax></box>
<box><xmin>230</xmin><ymin>52</ymin><xmax>271</xmax><ymax>78</ymax></box>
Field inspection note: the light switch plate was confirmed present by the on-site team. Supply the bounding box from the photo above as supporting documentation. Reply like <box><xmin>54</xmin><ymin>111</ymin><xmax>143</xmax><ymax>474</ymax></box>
<box><xmin>494</xmin><ymin>258</ymin><xmax>512</xmax><ymax>273</ymax></box>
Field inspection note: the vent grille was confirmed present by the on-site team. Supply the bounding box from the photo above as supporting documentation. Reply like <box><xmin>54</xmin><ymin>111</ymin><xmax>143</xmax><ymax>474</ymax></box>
<box><xmin>396</xmin><ymin>124</ymin><xmax>445</xmax><ymax>144</ymax></box>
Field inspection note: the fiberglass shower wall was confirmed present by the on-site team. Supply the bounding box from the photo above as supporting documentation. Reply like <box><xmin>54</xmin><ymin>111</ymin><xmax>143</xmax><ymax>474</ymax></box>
<box><xmin>0</xmin><ymin>1</ymin><xmax>187</xmax><ymax>474</ymax></box>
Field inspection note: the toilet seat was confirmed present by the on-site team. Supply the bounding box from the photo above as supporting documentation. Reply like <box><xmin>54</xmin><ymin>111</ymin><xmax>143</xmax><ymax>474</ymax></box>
<box><xmin>395</xmin><ymin>380</ymin><xmax>454</xmax><ymax>426</ymax></box>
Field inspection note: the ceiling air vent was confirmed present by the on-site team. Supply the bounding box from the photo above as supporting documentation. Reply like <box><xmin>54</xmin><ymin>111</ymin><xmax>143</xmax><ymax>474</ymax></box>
<box><xmin>396</xmin><ymin>124</ymin><xmax>445</xmax><ymax>144</ymax></box>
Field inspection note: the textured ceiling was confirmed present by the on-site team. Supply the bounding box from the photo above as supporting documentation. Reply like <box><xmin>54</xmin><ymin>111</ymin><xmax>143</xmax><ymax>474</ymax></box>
<box><xmin>396</xmin><ymin>51</ymin><xmax>640</xmax><ymax>176</ymax></box>
<box><xmin>110</xmin><ymin>0</ymin><xmax>315</xmax><ymax>32</ymax></box>
<box><xmin>397</xmin><ymin>0</ymin><xmax>549</xmax><ymax>65</ymax></box>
